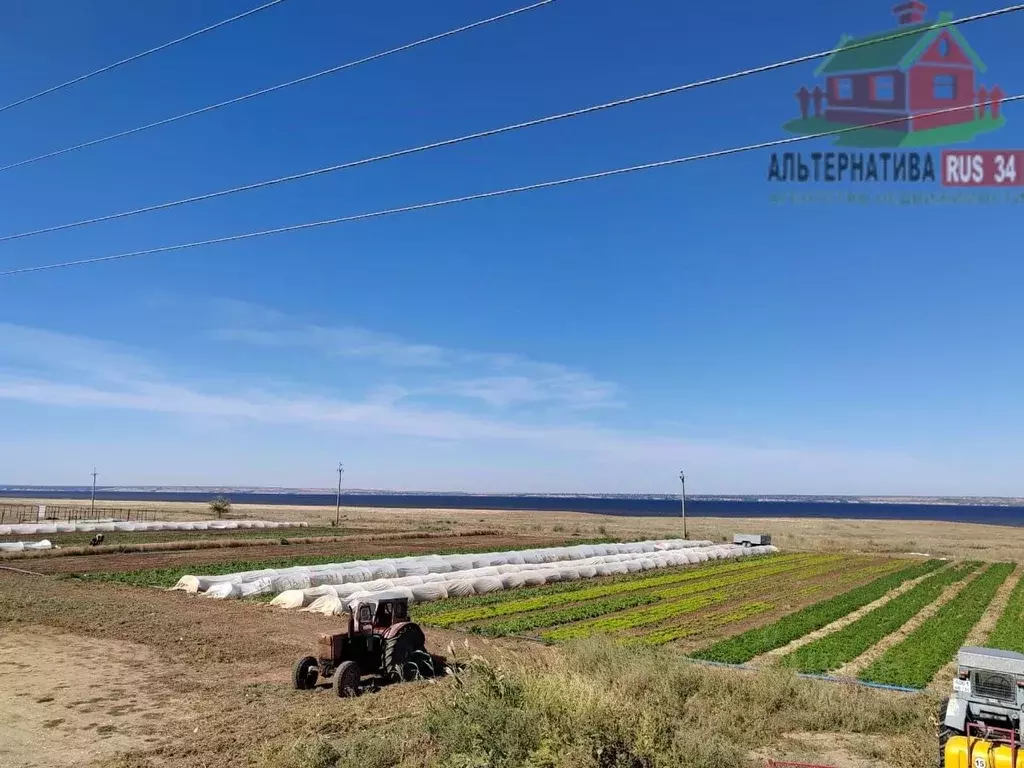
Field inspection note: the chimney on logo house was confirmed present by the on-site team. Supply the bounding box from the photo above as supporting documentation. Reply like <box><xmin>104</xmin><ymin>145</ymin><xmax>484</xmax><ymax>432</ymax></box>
<box><xmin>893</xmin><ymin>0</ymin><xmax>928</xmax><ymax>24</ymax></box>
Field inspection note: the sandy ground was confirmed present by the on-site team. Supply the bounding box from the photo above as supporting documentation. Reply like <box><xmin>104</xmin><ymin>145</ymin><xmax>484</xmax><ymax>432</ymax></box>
<box><xmin>0</xmin><ymin>628</ymin><xmax>194</xmax><ymax>768</ymax></box>
<box><xmin>5</xmin><ymin>497</ymin><xmax>1024</xmax><ymax>563</ymax></box>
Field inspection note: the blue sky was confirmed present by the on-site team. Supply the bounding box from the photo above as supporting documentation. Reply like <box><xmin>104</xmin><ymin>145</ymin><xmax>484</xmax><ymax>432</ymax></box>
<box><xmin>0</xmin><ymin>0</ymin><xmax>1022</xmax><ymax>495</ymax></box>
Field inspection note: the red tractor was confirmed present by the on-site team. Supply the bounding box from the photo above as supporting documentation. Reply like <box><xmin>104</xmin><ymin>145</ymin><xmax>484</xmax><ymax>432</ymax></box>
<box><xmin>292</xmin><ymin>595</ymin><xmax>444</xmax><ymax>696</ymax></box>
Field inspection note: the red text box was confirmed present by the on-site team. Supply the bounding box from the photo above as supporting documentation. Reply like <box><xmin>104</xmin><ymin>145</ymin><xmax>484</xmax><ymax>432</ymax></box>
<box><xmin>941</xmin><ymin>150</ymin><xmax>1024</xmax><ymax>187</ymax></box>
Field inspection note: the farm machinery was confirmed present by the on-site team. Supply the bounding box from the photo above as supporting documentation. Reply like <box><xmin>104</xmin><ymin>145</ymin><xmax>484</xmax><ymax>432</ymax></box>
<box><xmin>292</xmin><ymin>594</ymin><xmax>448</xmax><ymax>696</ymax></box>
<box><xmin>941</xmin><ymin>646</ymin><xmax>1024</xmax><ymax>768</ymax></box>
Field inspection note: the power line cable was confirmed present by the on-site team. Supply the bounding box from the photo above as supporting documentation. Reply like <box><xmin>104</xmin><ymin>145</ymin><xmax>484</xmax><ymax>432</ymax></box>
<box><xmin>0</xmin><ymin>0</ymin><xmax>555</xmax><ymax>173</ymax></box>
<box><xmin>0</xmin><ymin>0</ymin><xmax>291</xmax><ymax>115</ymax></box>
<box><xmin>4</xmin><ymin>94</ymin><xmax>1018</xmax><ymax>278</ymax></box>
<box><xmin>0</xmin><ymin>4</ymin><xmax>1018</xmax><ymax>246</ymax></box>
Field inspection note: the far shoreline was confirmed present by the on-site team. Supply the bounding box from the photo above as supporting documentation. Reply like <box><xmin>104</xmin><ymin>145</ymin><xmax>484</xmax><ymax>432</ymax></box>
<box><xmin>2</xmin><ymin>489</ymin><xmax>1023</xmax><ymax>528</ymax></box>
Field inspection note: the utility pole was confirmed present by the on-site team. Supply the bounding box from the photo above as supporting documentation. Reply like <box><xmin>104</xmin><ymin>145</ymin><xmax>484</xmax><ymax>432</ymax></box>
<box><xmin>335</xmin><ymin>463</ymin><xmax>345</xmax><ymax>526</ymax></box>
<box><xmin>679</xmin><ymin>470</ymin><xmax>687</xmax><ymax>540</ymax></box>
<box><xmin>91</xmin><ymin>467</ymin><xmax>98</xmax><ymax>517</ymax></box>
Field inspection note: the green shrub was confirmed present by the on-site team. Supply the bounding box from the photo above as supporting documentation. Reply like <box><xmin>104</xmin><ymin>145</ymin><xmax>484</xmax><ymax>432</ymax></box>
<box><xmin>420</xmin><ymin>639</ymin><xmax>932</xmax><ymax>768</ymax></box>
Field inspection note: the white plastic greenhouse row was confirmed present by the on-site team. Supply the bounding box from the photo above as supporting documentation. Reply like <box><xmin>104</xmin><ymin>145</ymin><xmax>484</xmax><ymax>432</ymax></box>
<box><xmin>172</xmin><ymin>538</ymin><xmax>716</xmax><ymax>596</ymax></box>
<box><xmin>0</xmin><ymin>519</ymin><xmax>310</xmax><ymax>536</ymax></box>
<box><xmin>172</xmin><ymin>536</ymin><xmax>753</xmax><ymax>598</ymax></box>
<box><xmin>290</xmin><ymin>544</ymin><xmax>780</xmax><ymax>615</ymax></box>
<box><xmin>0</xmin><ymin>539</ymin><xmax>53</xmax><ymax>552</ymax></box>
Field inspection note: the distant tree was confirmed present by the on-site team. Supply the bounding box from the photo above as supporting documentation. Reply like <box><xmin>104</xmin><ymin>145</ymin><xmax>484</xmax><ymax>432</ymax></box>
<box><xmin>209</xmin><ymin>496</ymin><xmax>232</xmax><ymax>519</ymax></box>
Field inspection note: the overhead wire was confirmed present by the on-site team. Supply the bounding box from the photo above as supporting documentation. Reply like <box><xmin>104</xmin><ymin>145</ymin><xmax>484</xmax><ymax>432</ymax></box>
<box><xmin>4</xmin><ymin>94</ymin><xmax>1019</xmax><ymax>278</ymax></box>
<box><xmin>0</xmin><ymin>0</ymin><xmax>556</xmax><ymax>173</ymax></box>
<box><xmin>0</xmin><ymin>3</ymin><xmax>1018</xmax><ymax>246</ymax></box>
<box><xmin>0</xmin><ymin>0</ymin><xmax>291</xmax><ymax>115</ymax></box>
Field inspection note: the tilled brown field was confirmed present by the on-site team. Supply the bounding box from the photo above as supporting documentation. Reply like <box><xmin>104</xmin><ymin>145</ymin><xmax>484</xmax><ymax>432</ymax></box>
<box><xmin>12</xmin><ymin>533</ymin><xmax>574</xmax><ymax>575</ymax></box>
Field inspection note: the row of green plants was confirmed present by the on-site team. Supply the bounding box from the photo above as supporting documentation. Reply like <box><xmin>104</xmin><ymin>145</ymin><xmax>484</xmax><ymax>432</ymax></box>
<box><xmin>429</xmin><ymin>553</ymin><xmax>849</xmax><ymax>636</ymax></box>
<box><xmin>689</xmin><ymin>559</ymin><xmax>945</xmax><ymax>664</ymax></box>
<box><xmin>628</xmin><ymin>600</ymin><xmax>777</xmax><ymax>647</ymax></box>
<box><xmin>859</xmin><ymin>562</ymin><xmax>1014</xmax><ymax>688</ymax></box>
<box><xmin>469</xmin><ymin>594</ymin><xmax>662</xmax><ymax>636</ymax></box>
<box><xmin>419</xmin><ymin>553</ymin><xmax>815</xmax><ymax>627</ymax></box>
<box><xmin>443</xmin><ymin>554</ymin><xmax>853</xmax><ymax>639</ymax></box>
<box><xmin>542</xmin><ymin>590</ymin><xmax>730</xmax><ymax>642</ymax></box>
<box><xmin>986</xmin><ymin>566</ymin><xmax>1024</xmax><ymax>653</ymax></box>
<box><xmin>548</xmin><ymin>555</ymin><xmax>887</xmax><ymax>643</ymax></box>
<box><xmin>782</xmin><ymin>562</ymin><xmax>979</xmax><ymax>674</ymax></box>
<box><xmin>414</xmin><ymin>552</ymin><xmax>802</xmax><ymax>621</ymax></box>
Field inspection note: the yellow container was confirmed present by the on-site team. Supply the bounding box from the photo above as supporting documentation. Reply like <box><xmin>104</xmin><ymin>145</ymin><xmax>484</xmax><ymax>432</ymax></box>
<box><xmin>945</xmin><ymin>736</ymin><xmax>1024</xmax><ymax>768</ymax></box>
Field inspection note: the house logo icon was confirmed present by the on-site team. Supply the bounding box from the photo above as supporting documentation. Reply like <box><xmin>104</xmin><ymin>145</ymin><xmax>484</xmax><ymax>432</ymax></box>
<box><xmin>785</xmin><ymin>2</ymin><xmax>1007</xmax><ymax>148</ymax></box>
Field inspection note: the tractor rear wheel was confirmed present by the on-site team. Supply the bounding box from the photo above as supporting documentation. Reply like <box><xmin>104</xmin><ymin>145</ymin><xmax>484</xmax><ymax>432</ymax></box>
<box><xmin>383</xmin><ymin>623</ymin><xmax>427</xmax><ymax>681</ymax></box>
<box><xmin>333</xmin><ymin>660</ymin><xmax>360</xmax><ymax>697</ymax></box>
<box><xmin>292</xmin><ymin>656</ymin><xmax>319</xmax><ymax>690</ymax></box>
<box><xmin>937</xmin><ymin>697</ymin><xmax>960</xmax><ymax>768</ymax></box>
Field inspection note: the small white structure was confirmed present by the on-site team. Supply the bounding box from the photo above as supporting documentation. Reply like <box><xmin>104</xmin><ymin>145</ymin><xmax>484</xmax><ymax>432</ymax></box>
<box><xmin>733</xmin><ymin>533</ymin><xmax>772</xmax><ymax>547</ymax></box>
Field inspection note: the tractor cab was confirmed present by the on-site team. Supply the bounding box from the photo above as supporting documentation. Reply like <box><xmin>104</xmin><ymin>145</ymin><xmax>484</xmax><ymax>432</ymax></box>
<box><xmin>351</xmin><ymin>596</ymin><xmax>409</xmax><ymax>635</ymax></box>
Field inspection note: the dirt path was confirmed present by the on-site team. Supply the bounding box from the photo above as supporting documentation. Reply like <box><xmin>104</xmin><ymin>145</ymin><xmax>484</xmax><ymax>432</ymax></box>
<box><xmin>0</xmin><ymin>627</ymin><xmax>194</xmax><ymax>768</ymax></box>
<box><xmin>25</xmin><ymin>533</ymin><xmax>569</xmax><ymax>575</ymax></box>
<box><xmin>832</xmin><ymin>565</ymin><xmax>984</xmax><ymax>679</ymax></box>
<box><xmin>929</xmin><ymin>564</ymin><xmax>1022</xmax><ymax>692</ymax></box>
<box><xmin>748</xmin><ymin>568</ymin><xmax>940</xmax><ymax>668</ymax></box>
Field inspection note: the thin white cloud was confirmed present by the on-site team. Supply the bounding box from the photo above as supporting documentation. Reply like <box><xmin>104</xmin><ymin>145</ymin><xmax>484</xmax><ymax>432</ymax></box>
<box><xmin>209</xmin><ymin>301</ymin><xmax>620</xmax><ymax>411</ymax></box>
<box><xmin>0</xmin><ymin>320</ymin><xmax>931</xmax><ymax>493</ymax></box>
<box><xmin>0</xmin><ymin>322</ymin><xmax>159</xmax><ymax>383</ymax></box>
<box><xmin>0</xmin><ymin>371</ymin><xmax>920</xmax><ymax>480</ymax></box>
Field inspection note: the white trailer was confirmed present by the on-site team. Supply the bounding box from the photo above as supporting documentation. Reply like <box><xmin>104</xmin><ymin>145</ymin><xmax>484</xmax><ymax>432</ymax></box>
<box><xmin>733</xmin><ymin>533</ymin><xmax>771</xmax><ymax>547</ymax></box>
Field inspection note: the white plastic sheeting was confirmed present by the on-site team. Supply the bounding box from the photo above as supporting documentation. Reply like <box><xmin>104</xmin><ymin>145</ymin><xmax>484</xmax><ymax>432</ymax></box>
<box><xmin>291</xmin><ymin>544</ymin><xmax>779</xmax><ymax>616</ymax></box>
<box><xmin>170</xmin><ymin>539</ymin><xmax>779</xmax><ymax>611</ymax></box>
<box><xmin>0</xmin><ymin>519</ymin><xmax>310</xmax><ymax>536</ymax></box>
<box><xmin>0</xmin><ymin>539</ymin><xmax>53</xmax><ymax>552</ymax></box>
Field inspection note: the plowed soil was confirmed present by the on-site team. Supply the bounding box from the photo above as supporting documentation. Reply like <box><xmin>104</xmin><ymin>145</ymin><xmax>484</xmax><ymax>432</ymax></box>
<box><xmin>17</xmin><ymin>533</ymin><xmax>571</xmax><ymax>575</ymax></box>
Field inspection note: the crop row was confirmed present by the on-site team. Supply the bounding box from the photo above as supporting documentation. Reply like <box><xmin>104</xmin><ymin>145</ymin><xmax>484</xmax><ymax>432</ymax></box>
<box><xmin>782</xmin><ymin>562</ymin><xmax>978</xmax><ymax>674</ymax></box>
<box><xmin>470</xmin><ymin>594</ymin><xmax>662</xmax><ymax>636</ymax></box>
<box><xmin>536</xmin><ymin>557</ymin><xmax>857</xmax><ymax>643</ymax></box>
<box><xmin>414</xmin><ymin>552</ymin><xmax>806</xmax><ymax>619</ymax></box>
<box><xmin>986</xmin><ymin>566</ymin><xmax>1024</xmax><ymax>653</ymax></box>
<box><xmin>689</xmin><ymin>559</ymin><xmax>945</xmax><ymax>664</ymax></box>
<box><xmin>453</xmin><ymin>555</ymin><xmax>851</xmax><ymax>638</ymax></box>
<box><xmin>859</xmin><ymin>562</ymin><xmax>1014</xmax><ymax>688</ymax></box>
<box><xmin>629</xmin><ymin>601</ymin><xmax>777</xmax><ymax>647</ymax></box>
<box><xmin>541</xmin><ymin>591</ymin><xmax>730</xmax><ymax>642</ymax></box>
<box><xmin>419</xmin><ymin>553</ymin><xmax>816</xmax><ymax>627</ymax></box>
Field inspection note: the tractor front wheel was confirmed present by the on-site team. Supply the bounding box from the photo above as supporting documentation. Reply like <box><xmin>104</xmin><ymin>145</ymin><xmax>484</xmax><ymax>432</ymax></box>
<box><xmin>333</xmin><ymin>660</ymin><xmax>360</xmax><ymax>698</ymax></box>
<box><xmin>292</xmin><ymin>656</ymin><xmax>319</xmax><ymax>690</ymax></box>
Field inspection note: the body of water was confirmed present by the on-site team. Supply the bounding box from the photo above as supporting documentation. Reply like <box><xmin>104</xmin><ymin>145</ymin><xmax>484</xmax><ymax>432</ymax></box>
<box><xmin>2</xmin><ymin>488</ymin><xmax>1023</xmax><ymax>527</ymax></box>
